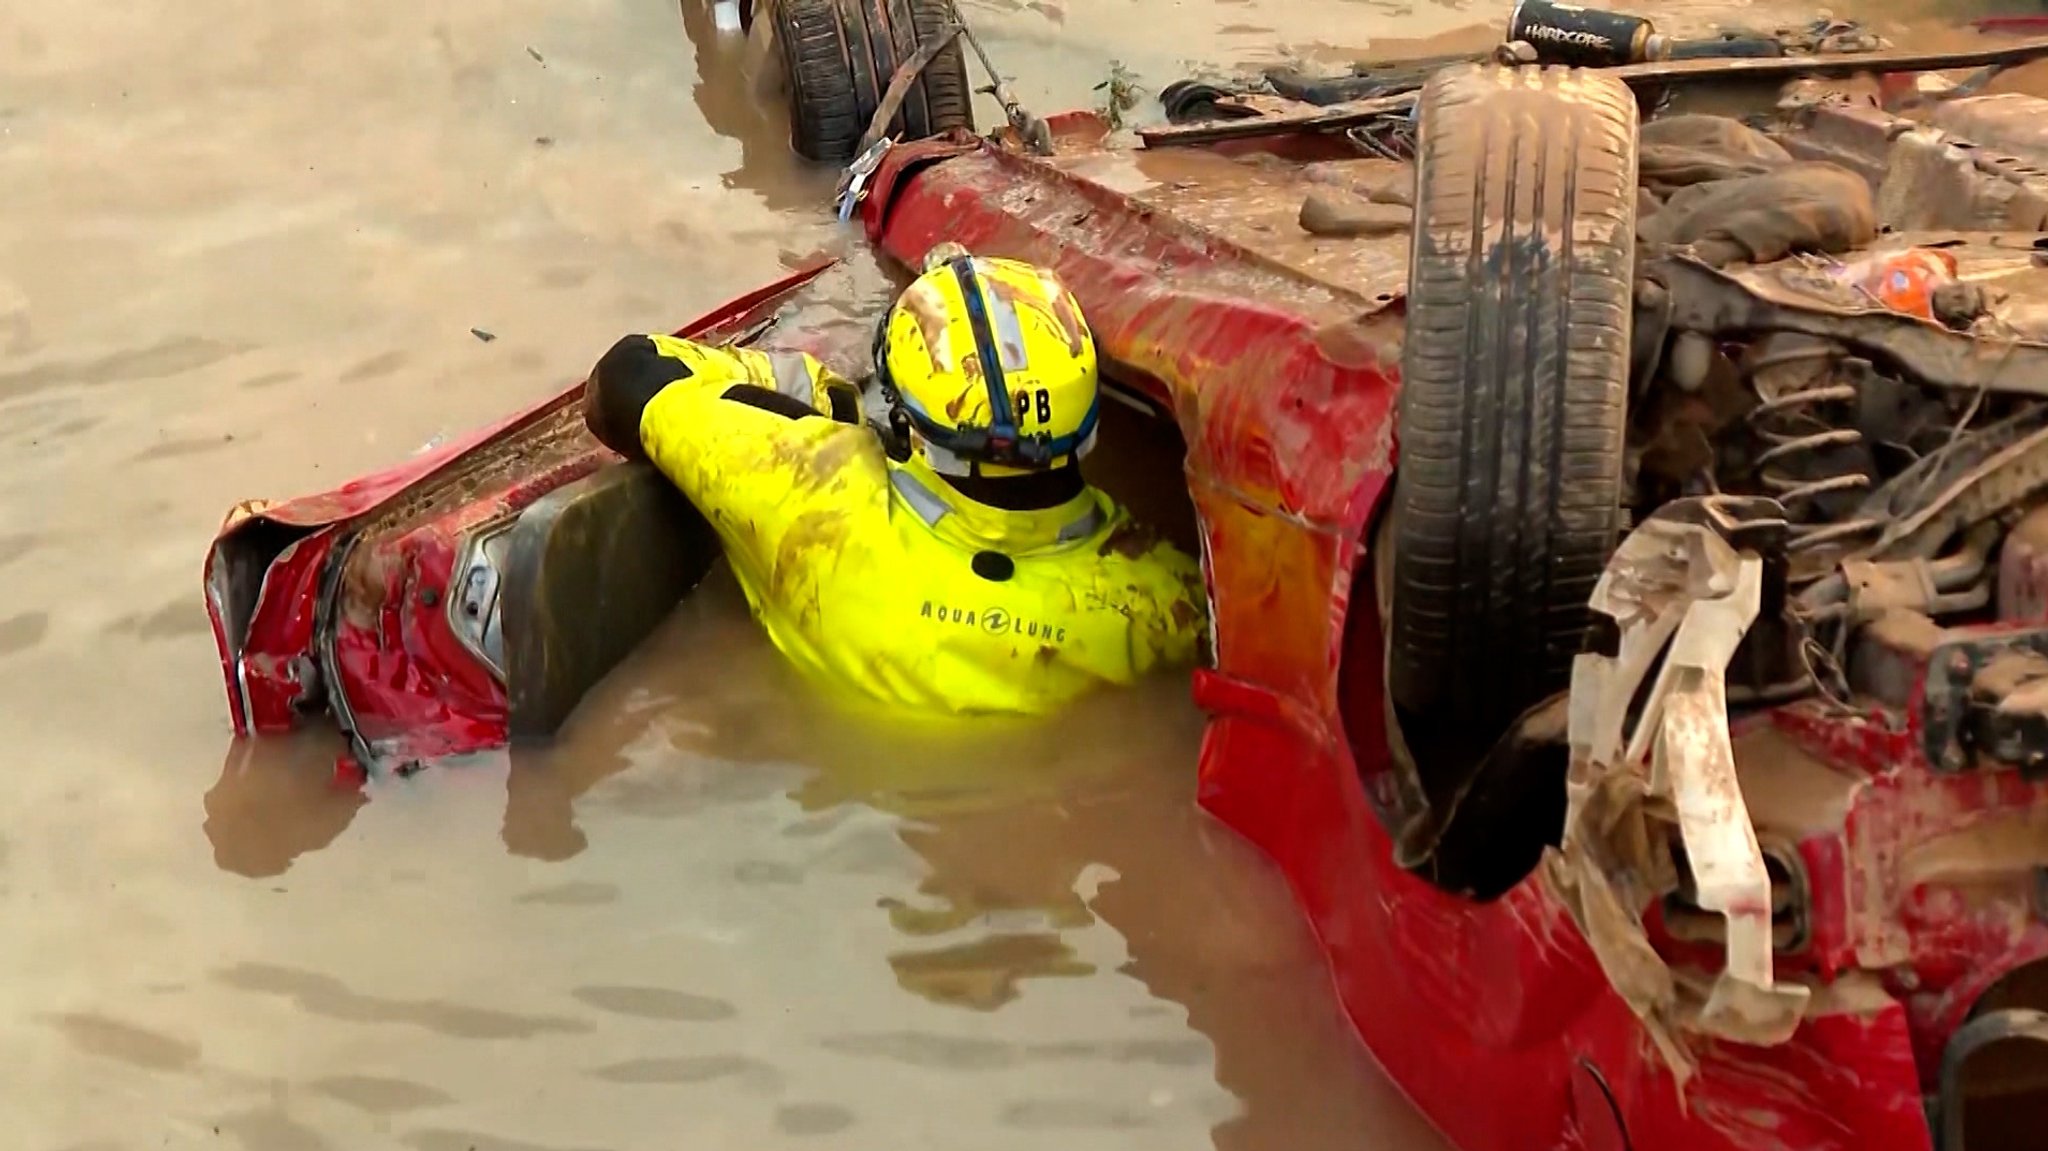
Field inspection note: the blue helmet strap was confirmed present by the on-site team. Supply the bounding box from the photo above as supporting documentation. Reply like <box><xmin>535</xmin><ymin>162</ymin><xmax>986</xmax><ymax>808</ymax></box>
<box><xmin>948</xmin><ymin>257</ymin><xmax>1016</xmax><ymax>442</ymax></box>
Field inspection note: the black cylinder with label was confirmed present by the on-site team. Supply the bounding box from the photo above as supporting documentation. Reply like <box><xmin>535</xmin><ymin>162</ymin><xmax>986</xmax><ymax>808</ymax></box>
<box><xmin>1506</xmin><ymin>0</ymin><xmax>1658</xmax><ymax>67</ymax></box>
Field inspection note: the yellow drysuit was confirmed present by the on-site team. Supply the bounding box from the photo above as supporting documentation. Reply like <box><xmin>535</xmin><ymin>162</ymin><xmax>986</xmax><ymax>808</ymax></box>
<box><xmin>587</xmin><ymin>333</ymin><xmax>1207</xmax><ymax>716</ymax></box>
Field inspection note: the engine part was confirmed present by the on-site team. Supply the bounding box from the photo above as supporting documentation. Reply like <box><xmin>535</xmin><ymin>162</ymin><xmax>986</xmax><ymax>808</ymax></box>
<box><xmin>1865</xmin><ymin>406</ymin><xmax>2048</xmax><ymax>560</ymax></box>
<box><xmin>945</xmin><ymin>0</ymin><xmax>1051</xmax><ymax>154</ymax></box>
<box><xmin>1797</xmin><ymin>524</ymin><xmax>1996</xmax><ymax>623</ymax></box>
<box><xmin>1917</xmin><ymin>624</ymin><xmax>2048</xmax><ymax>774</ymax></box>
<box><xmin>1998</xmin><ymin>504</ymin><xmax>2048</xmax><ymax>622</ymax></box>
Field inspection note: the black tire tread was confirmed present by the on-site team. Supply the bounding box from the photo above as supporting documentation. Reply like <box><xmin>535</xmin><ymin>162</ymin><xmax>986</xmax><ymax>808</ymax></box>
<box><xmin>887</xmin><ymin>0</ymin><xmax>975</xmax><ymax>139</ymax></box>
<box><xmin>776</xmin><ymin>0</ymin><xmax>975</xmax><ymax>163</ymax></box>
<box><xmin>778</xmin><ymin>0</ymin><xmax>865</xmax><ymax>161</ymax></box>
<box><xmin>1387</xmin><ymin>64</ymin><xmax>1637</xmax><ymax>743</ymax></box>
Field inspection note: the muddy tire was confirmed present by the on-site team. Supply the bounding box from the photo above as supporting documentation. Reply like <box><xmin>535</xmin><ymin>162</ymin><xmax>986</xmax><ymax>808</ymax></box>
<box><xmin>875</xmin><ymin>0</ymin><xmax>975</xmax><ymax>142</ymax></box>
<box><xmin>774</xmin><ymin>0</ymin><xmax>975</xmax><ymax>163</ymax></box>
<box><xmin>1387</xmin><ymin>65</ymin><xmax>1637</xmax><ymax>752</ymax></box>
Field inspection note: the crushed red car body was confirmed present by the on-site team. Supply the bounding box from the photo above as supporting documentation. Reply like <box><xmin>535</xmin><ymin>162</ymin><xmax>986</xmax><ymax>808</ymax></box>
<box><xmin>205</xmin><ymin>265</ymin><xmax>845</xmax><ymax>772</ymax></box>
<box><xmin>206</xmin><ymin>39</ymin><xmax>2048</xmax><ymax>1151</ymax></box>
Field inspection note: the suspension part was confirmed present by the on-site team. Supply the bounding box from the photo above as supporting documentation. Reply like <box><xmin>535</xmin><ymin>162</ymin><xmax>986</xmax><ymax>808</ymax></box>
<box><xmin>1742</xmin><ymin>336</ymin><xmax>1883</xmax><ymax>559</ymax></box>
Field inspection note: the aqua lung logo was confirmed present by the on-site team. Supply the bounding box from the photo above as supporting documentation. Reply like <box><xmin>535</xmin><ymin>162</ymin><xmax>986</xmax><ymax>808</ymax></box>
<box><xmin>920</xmin><ymin>601</ymin><xmax>1068</xmax><ymax>644</ymax></box>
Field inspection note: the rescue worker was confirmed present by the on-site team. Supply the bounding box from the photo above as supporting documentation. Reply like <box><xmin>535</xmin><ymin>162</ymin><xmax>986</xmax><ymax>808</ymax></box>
<box><xmin>581</xmin><ymin>244</ymin><xmax>1208</xmax><ymax>716</ymax></box>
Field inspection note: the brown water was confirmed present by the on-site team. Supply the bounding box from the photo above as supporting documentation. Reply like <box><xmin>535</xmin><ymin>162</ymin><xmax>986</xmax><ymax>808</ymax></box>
<box><xmin>0</xmin><ymin>0</ymin><xmax>1950</xmax><ymax>1147</ymax></box>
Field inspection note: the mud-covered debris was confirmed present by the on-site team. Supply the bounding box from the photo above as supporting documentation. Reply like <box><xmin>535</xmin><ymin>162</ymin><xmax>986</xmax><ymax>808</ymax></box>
<box><xmin>1638</xmin><ymin>114</ymin><xmax>1790</xmax><ymax>197</ymax></box>
<box><xmin>1634</xmin><ymin>350</ymin><xmax>1752</xmax><ymax>486</ymax></box>
<box><xmin>1640</xmin><ymin>162</ymin><xmax>1875</xmax><ymax>268</ymax></box>
<box><xmin>1298</xmin><ymin>190</ymin><xmax>1412</xmax><ymax>238</ymax></box>
<box><xmin>1360</xmin><ymin>177</ymin><xmax>1413</xmax><ymax>208</ymax></box>
<box><xmin>1794</xmin><ymin>18</ymin><xmax>1890</xmax><ymax>55</ymax></box>
<box><xmin>1932</xmin><ymin>281</ymin><xmax>1988</xmax><ymax>330</ymax></box>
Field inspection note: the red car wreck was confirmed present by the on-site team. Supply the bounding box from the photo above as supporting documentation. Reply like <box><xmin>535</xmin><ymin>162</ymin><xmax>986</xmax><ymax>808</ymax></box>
<box><xmin>206</xmin><ymin>11</ymin><xmax>2048</xmax><ymax>1151</ymax></box>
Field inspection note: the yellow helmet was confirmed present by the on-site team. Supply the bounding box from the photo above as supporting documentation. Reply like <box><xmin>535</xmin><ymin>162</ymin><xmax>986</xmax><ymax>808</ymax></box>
<box><xmin>874</xmin><ymin>244</ymin><xmax>1100</xmax><ymax>477</ymax></box>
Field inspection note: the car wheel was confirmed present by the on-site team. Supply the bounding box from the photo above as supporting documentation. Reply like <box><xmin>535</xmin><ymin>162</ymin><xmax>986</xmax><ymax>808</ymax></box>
<box><xmin>1387</xmin><ymin>64</ymin><xmax>1637</xmax><ymax>756</ymax></box>
<box><xmin>774</xmin><ymin>0</ymin><xmax>976</xmax><ymax>164</ymax></box>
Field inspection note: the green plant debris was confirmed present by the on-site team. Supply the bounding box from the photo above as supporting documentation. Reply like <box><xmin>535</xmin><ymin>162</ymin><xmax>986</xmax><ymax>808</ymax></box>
<box><xmin>1092</xmin><ymin>60</ymin><xmax>1143</xmax><ymax>130</ymax></box>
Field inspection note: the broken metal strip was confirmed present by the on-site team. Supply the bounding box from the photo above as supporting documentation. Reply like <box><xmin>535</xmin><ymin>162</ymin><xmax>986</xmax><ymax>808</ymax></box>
<box><xmin>1561</xmin><ymin>506</ymin><xmax>1813</xmax><ymax>1067</ymax></box>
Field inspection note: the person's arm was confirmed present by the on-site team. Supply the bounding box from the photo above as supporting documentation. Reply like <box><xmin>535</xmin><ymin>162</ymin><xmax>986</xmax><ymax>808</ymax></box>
<box><xmin>581</xmin><ymin>332</ymin><xmax>876</xmax><ymax>589</ymax></box>
<box><xmin>582</xmin><ymin>333</ymin><xmax>861</xmax><ymax>460</ymax></box>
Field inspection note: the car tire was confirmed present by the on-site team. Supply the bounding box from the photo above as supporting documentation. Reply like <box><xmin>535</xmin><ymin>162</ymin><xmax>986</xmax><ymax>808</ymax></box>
<box><xmin>777</xmin><ymin>0</ymin><xmax>874</xmax><ymax>162</ymax></box>
<box><xmin>1387</xmin><ymin>64</ymin><xmax>1637</xmax><ymax>754</ymax></box>
<box><xmin>775</xmin><ymin>0</ymin><xmax>975</xmax><ymax>164</ymax></box>
<box><xmin>874</xmin><ymin>0</ymin><xmax>975</xmax><ymax>142</ymax></box>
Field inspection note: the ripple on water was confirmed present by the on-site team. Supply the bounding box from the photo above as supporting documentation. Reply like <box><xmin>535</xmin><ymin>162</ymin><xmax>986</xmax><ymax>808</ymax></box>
<box><xmin>0</xmin><ymin>336</ymin><xmax>241</xmax><ymax>401</ymax></box>
<box><xmin>214</xmin><ymin>962</ymin><xmax>591</xmax><ymax>1040</ymax></box>
<box><xmin>886</xmin><ymin>931</ymin><xmax>1095</xmax><ymax>1010</ymax></box>
<box><xmin>211</xmin><ymin>1107</ymin><xmax>339</xmax><ymax>1151</ymax></box>
<box><xmin>513</xmin><ymin>880</ymin><xmax>621</xmax><ymax>906</ymax></box>
<box><xmin>130</xmin><ymin>432</ymin><xmax>241</xmax><ymax>463</ymax></box>
<box><xmin>774</xmin><ymin>1103</ymin><xmax>857</xmax><ymax>1136</ymax></box>
<box><xmin>44</xmin><ymin>1012</ymin><xmax>201</xmax><ymax>1073</ymax></box>
<box><xmin>401</xmin><ymin>1131</ymin><xmax>608</xmax><ymax>1151</ymax></box>
<box><xmin>308</xmin><ymin>1075</ymin><xmax>457</xmax><ymax>1116</ymax></box>
<box><xmin>568</xmin><ymin>984</ymin><xmax>738</xmax><ymax>1022</ymax></box>
<box><xmin>587</xmin><ymin>1053</ymin><xmax>780</xmax><ymax>1087</ymax></box>
<box><xmin>106</xmin><ymin>597</ymin><xmax>213</xmax><ymax>640</ymax></box>
<box><xmin>337</xmin><ymin>349</ymin><xmax>409</xmax><ymax>383</ymax></box>
<box><xmin>0</xmin><ymin>532</ymin><xmax>39</xmax><ymax>568</ymax></box>
<box><xmin>0</xmin><ymin>610</ymin><xmax>50</xmax><ymax>656</ymax></box>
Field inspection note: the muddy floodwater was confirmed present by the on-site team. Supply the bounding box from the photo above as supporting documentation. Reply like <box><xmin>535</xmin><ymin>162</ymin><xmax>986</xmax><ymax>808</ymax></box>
<box><xmin>0</xmin><ymin>0</ymin><xmax>1972</xmax><ymax>1147</ymax></box>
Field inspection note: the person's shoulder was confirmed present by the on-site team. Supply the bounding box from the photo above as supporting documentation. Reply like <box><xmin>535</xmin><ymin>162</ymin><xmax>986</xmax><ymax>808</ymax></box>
<box><xmin>1073</xmin><ymin>504</ymin><xmax>1207</xmax><ymax>663</ymax></box>
<box><xmin>1086</xmin><ymin>502</ymin><xmax>1196</xmax><ymax>568</ymax></box>
<box><xmin>1078</xmin><ymin>506</ymin><xmax>1202</xmax><ymax>606</ymax></box>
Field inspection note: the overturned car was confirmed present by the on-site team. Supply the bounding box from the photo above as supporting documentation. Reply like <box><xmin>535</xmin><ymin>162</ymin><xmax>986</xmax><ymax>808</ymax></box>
<box><xmin>207</xmin><ymin>13</ymin><xmax>2048</xmax><ymax>1151</ymax></box>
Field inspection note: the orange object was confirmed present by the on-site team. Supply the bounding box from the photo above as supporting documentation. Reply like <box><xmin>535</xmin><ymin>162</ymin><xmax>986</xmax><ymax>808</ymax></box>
<box><xmin>1829</xmin><ymin>247</ymin><xmax>1959</xmax><ymax>319</ymax></box>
